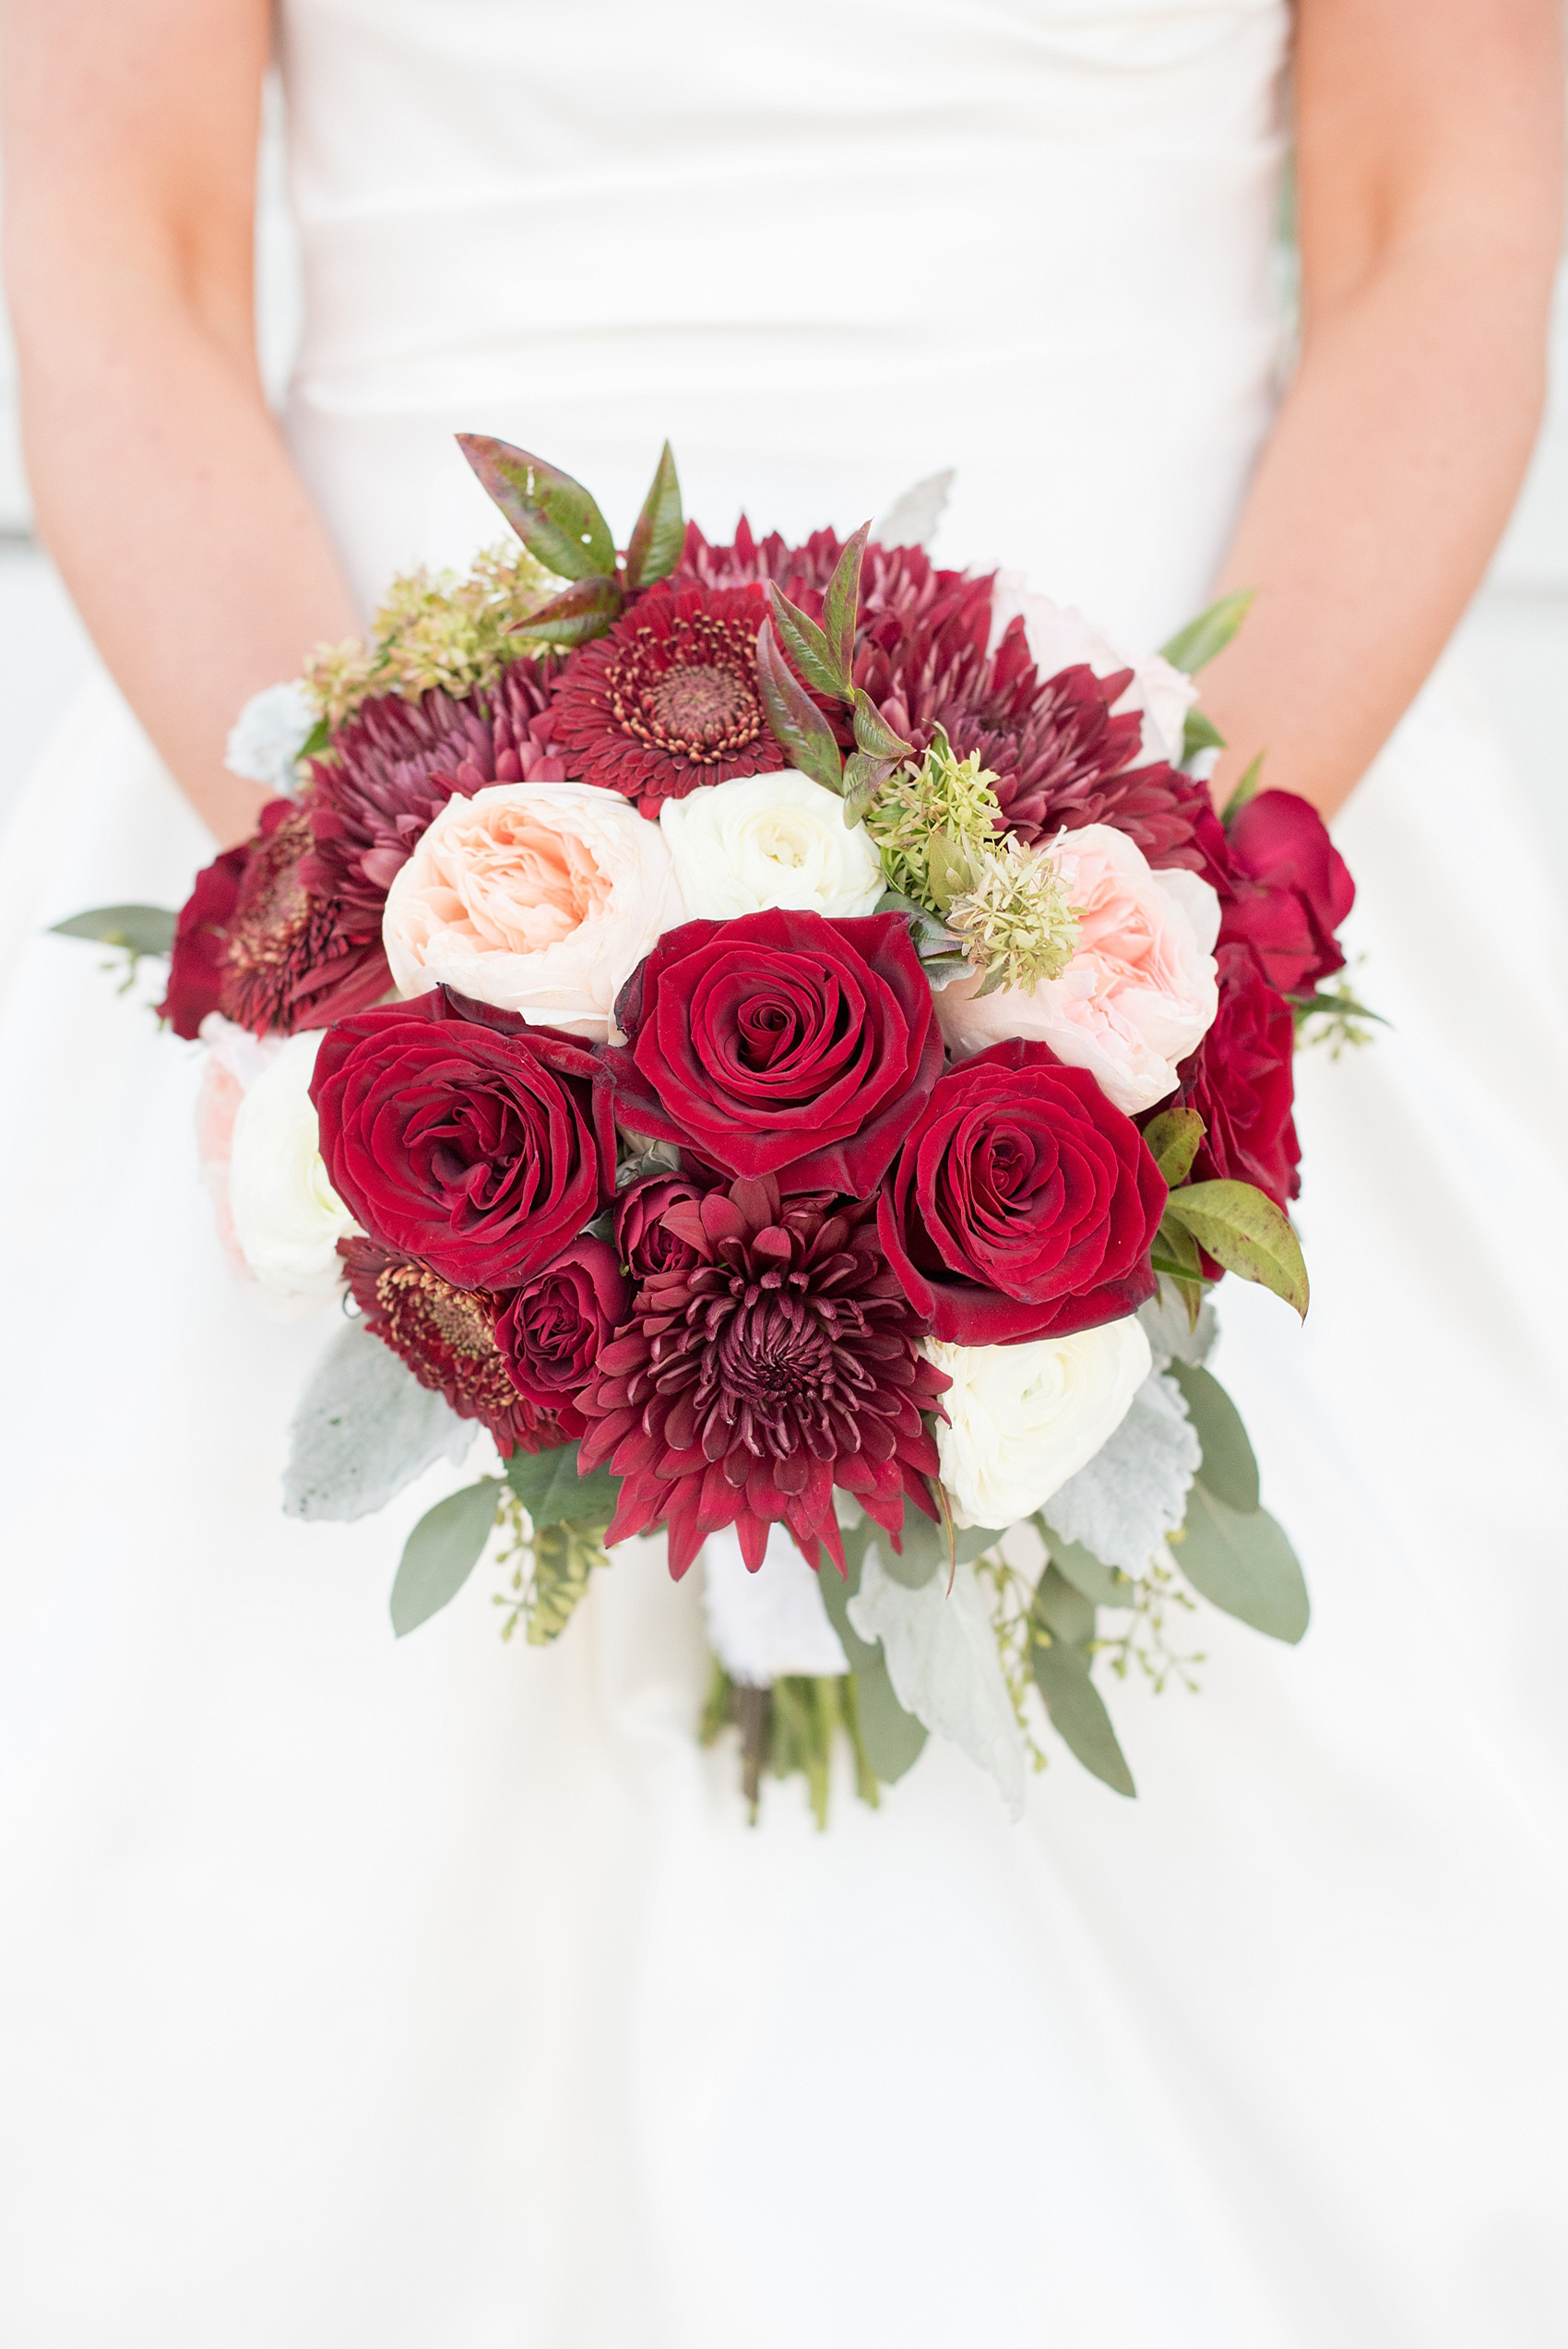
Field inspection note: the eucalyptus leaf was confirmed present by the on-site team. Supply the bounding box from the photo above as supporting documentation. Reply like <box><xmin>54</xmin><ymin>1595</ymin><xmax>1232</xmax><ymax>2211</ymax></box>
<box><xmin>754</xmin><ymin>620</ymin><xmax>844</xmax><ymax>793</ymax></box>
<box><xmin>623</xmin><ymin>440</ymin><xmax>683</xmax><ymax>590</ymax></box>
<box><xmin>508</xmin><ymin>573</ymin><xmax>623</xmax><ymax>647</ymax></box>
<box><xmin>768</xmin><ymin>584</ymin><xmax>849</xmax><ymax>702</ymax></box>
<box><xmin>1142</xmin><ymin>1106</ymin><xmax>1205</xmax><ymax>1187</ymax></box>
<box><xmin>821</xmin><ymin>522</ymin><xmax>871</xmax><ymax>696</ymax></box>
<box><xmin>1163</xmin><ymin>1180</ymin><xmax>1310</xmax><ymax>1318</ymax></box>
<box><xmin>283</xmin><ymin>1319</ymin><xmax>473</xmax><ymax>1522</ymax></box>
<box><xmin>1041</xmin><ymin>1530</ymin><xmax>1130</xmax><ymax>1606</ymax></box>
<box><xmin>1158</xmin><ymin>588</ymin><xmax>1254</xmax><ymax>674</ymax></box>
<box><xmin>390</xmin><ymin>1479</ymin><xmax>503</xmax><ymax>1638</ymax></box>
<box><xmin>873</xmin><ymin>469</ymin><xmax>955</xmax><ymax>550</ymax></box>
<box><xmin>457</xmin><ymin>434</ymin><xmax>615</xmax><ymax>580</ymax></box>
<box><xmin>1181</xmin><ymin>707</ymin><xmax>1227</xmax><ymax>762</ymax></box>
<box><xmin>50</xmin><ymin>904</ymin><xmax>177</xmax><ymax>956</ymax></box>
<box><xmin>1172</xmin><ymin>1484</ymin><xmax>1309</xmax><ymax>1643</ymax></box>
<box><xmin>1033</xmin><ymin>1562</ymin><xmax>1095</xmax><ymax>1650</ymax></box>
<box><xmin>505</xmin><ymin>1440</ymin><xmax>621</xmax><ymax>1532</ymax></box>
<box><xmin>1030</xmin><ymin>1637</ymin><xmax>1135</xmax><ymax>1797</ymax></box>
<box><xmin>1168</xmin><ymin>1360</ymin><xmax>1260</xmax><ymax>1514</ymax></box>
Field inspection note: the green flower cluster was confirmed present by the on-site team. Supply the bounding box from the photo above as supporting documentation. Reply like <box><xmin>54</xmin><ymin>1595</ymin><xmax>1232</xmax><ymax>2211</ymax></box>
<box><xmin>305</xmin><ymin>540</ymin><xmax>562</xmax><ymax>730</ymax></box>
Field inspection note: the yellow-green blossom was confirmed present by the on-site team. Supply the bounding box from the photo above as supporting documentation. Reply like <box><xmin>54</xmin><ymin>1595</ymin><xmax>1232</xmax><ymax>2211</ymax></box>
<box><xmin>305</xmin><ymin>541</ymin><xmax>562</xmax><ymax>731</ymax></box>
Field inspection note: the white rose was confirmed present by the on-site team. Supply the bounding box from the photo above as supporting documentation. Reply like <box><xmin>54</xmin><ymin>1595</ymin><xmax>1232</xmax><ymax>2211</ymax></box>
<box><xmin>228</xmin><ymin>1031</ymin><xmax>359</xmax><ymax>1306</ymax></box>
<box><xmin>934</xmin><ymin>822</ymin><xmax>1219</xmax><ymax>1115</ymax></box>
<box><xmin>990</xmin><ymin>578</ymin><xmax>1198</xmax><ymax>769</ymax></box>
<box><xmin>930</xmin><ymin>1318</ymin><xmax>1153</xmax><ymax>1529</ymax></box>
<box><xmin>659</xmin><ymin>770</ymin><xmax>884</xmax><ymax>920</ymax></box>
<box><xmin>382</xmin><ymin>781</ymin><xmax>683</xmax><ymax>1042</ymax></box>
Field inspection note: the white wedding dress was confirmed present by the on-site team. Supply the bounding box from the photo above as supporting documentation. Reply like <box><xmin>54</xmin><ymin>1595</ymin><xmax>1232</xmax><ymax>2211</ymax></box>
<box><xmin>3</xmin><ymin>4</ymin><xmax>1567</xmax><ymax>2343</ymax></box>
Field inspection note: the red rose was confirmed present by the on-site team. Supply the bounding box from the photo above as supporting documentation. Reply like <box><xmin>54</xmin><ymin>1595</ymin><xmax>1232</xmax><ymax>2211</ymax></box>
<box><xmin>1218</xmin><ymin>789</ymin><xmax>1355</xmax><ymax>995</ymax></box>
<box><xmin>494</xmin><ymin>1236</ymin><xmax>630</xmax><ymax>1437</ymax></box>
<box><xmin>613</xmin><ymin>1171</ymin><xmax>711</xmax><ymax>1280</ymax></box>
<box><xmin>878</xmin><ymin>1039</ymin><xmax>1167</xmax><ymax>1343</ymax></box>
<box><xmin>600</xmin><ymin>908</ymin><xmax>943</xmax><ymax>1195</ymax></box>
<box><xmin>312</xmin><ymin>989</ymin><xmax>614</xmax><ymax>1290</ymax></box>
<box><xmin>1167</xmin><ymin>944</ymin><xmax>1301</xmax><ymax>1207</ymax></box>
<box><xmin>160</xmin><ymin>833</ymin><xmax>252</xmax><ymax>1039</ymax></box>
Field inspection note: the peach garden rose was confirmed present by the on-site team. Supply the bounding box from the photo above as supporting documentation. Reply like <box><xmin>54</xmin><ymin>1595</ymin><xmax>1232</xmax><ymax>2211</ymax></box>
<box><xmin>381</xmin><ymin>780</ymin><xmax>683</xmax><ymax>1042</ymax></box>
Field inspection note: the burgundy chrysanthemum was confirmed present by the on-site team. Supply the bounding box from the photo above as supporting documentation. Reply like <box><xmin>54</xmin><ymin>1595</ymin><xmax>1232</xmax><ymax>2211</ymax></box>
<box><xmin>577</xmin><ymin>1175</ymin><xmax>949</xmax><ymax>1580</ymax></box>
<box><xmin>339</xmin><ymin>1234</ymin><xmax>564</xmax><ymax>1458</ymax></box>
<box><xmin>549</xmin><ymin>584</ymin><xmax>786</xmax><ymax>814</ymax></box>
<box><xmin>217</xmin><ymin>802</ymin><xmax>391</xmax><ymax>1036</ymax></box>
<box><xmin>300</xmin><ymin>659</ymin><xmax>564</xmax><ymax>938</ymax></box>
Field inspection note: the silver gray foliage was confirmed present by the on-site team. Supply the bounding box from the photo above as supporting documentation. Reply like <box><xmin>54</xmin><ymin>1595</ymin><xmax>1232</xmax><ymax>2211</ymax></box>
<box><xmin>1041</xmin><ymin>1369</ymin><xmax>1200</xmax><ymax>1577</ymax></box>
<box><xmin>848</xmin><ymin>1549</ymin><xmax>1028</xmax><ymax>1817</ymax></box>
<box><xmin>873</xmin><ymin>469</ymin><xmax>956</xmax><ymax>550</ymax></box>
<box><xmin>1138</xmin><ymin>1282</ymin><xmax>1218</xmax><ymax>1369</ymax></box>
<box><xmin>282</xmin><ymin>1318</ymin><xmax>473</xmax><ymax>1522</ymax></box>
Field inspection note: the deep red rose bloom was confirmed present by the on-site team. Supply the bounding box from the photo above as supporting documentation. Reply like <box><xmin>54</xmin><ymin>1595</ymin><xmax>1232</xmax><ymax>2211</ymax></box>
<box><xmin>1166</xmin><ymin>944</ymin><xmax>1301</xmax><ymax>1208</ymax></box>
<box><xmin>339</xmin><ymin>1234</ymin><xmax>564</xmax><ymax>1457</ymax></box>
<box><xmin>577</xmin><ymin>1175</ymin><xmax>949</xmax><ymax>1578</ymax></box>
<box><xmin>494</xmin><ymin>1236</ymin><xmax>630</xmax><ymax>1439</ymax></box>
<box><xmin>163</xmin><ymin>799</ymin><xmax>391</xmax><ymax>1039</ymax></box>
<box><xmin>550</xmin><ymin>584</ymin><xmax>785</xmax><ymax>813</ymax></box>
<box><xmin>299</xmin><ymin>659</ymin><xmax>564</xmax><ymax>937</ymax></box>
<box><xmin>1218</xmin><ymin>788</ymin><xmax>1355</xmax><ymax>996</ymax></box>
<box><xmin>601</xmin><ymin>908</ymin><xmax>943</xmax><ymax>1196</ymax></box>
<box><xmin>312</xmin><ymin>988</ymin><xmax>614</xmax><ymax>1291</ymax></box>
<box><xmin>613</xmin><ymin>1171</ymin><xmax>712</xmax><ymax>1281</ymax></box>
<box><xmin>878</xmin><ymin>1040</ymin><xmax>1167</xmax><ymax>1343</ymax></box>
<box><xmin>161</xmin><ymin>836</ymin><xmax>251</xmax><ymax>1039</ymax></box>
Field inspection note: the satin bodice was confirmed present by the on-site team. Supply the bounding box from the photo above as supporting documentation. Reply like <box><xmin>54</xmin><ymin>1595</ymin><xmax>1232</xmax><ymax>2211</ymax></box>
<box><xmin>278</xmin><ymin>0</ymin><xmax>1289</xmax><ymax>646</ymax></box>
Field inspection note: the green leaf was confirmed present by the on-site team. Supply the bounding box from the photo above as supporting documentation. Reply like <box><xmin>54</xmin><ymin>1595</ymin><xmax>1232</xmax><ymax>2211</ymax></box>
<box><xmin>1181</xmin><ymin>707</ymin><xmax>1227</xmax><ymax>762</ymax></box>
<box><xmin>456</xmin><ymin>435</ymin><xmax>615</xmax><ymax>581</ymax></box>
<box><xmin>1163</xmin><ymin>1179</ymin><xmax>1310</xmax><ymax>1318</ymax></box>
<box><xmin>299</xmin><ymin>715</ymin><xmax>331</xmax><ymax>760</ymax></box>
<box><xmin>623</xmin><ymin>440</ymin><xmax>683</xmax><ymax>591</ymax></box>
<box><xmin>507</xmin><ymin>574</ymin><xmax>624</xmax><ymax>648</ymax></box>
<box><xmin>1042</xmin><ymin>1530</ymin><xmax>1130</xmax><ymax>1606</ymax></box>
<box><xmin>50</xmin><ymin>904</ymin><xmax>177</xmax><ymax>956</ymax></box>
<box><xmin>1030</xmin><ymin>1637</ymin><xmax>1135</xmax><ymax>1796</ymax></box>
<box><xmin>390</xmin><ymin>1479</ymin><xmax>502</xmax><ymax>1637</ymax></box>
<box><xmin>1158</xmin><ymin>588</ymin><xmax>1255</xmax><ymax>674</ymax></box>
<box><xmin>850</xmin><ymin>688</ymin><xmax>912</xmax><ymax>766</ymax></box>
<box><xmin>841</xmin><ymin>751</ymin><xmax>894</xmax><ymax>828</ymax></box>
<box><xmin>1151</xmin><ymin>1210</ymin><xmax>1206</xmax><ymax>1327</ymax></box>
<box><xmin>754</xmin><ymin>620</ymin><xmax>844</xmax><ymax>793</ymax></box>
<box><xmin>768</xmin><ymin>584</ymin><xmax>849</xmax><ymax>702</ymax></box>
<box><xmin>1171</xmin><ymin>1484</ymin><xmax>1309</xmax><ymax>1643</ymax></box>
<box><xmin>1221</xmin><ymin>751</ymin><xmax>1265</xmax><ymax>824</ymax></box>
<box><xmin>821</xmin><ymin>522</ymin><xmax>871</xmax><ymax>696</ymax></box>
<box><xmin>504</xmin><ymin>1440</ymin><xmax>621</xmax><ymax>1531</ymax></box>
<box><xmin>1033</xmin><ymin>1562</ymin><xmax>1095</xmax><ymax>1650</ymax></box>
<box><xmin>1168</xmin><ymin>1361</ymin><xmax>1260</xmax><ymax>1514</ymax></box>
<box><xmin>1141</xmin><ymin>1106</ymin><xmax>1205</xmax><ymax>1187</ymax></box>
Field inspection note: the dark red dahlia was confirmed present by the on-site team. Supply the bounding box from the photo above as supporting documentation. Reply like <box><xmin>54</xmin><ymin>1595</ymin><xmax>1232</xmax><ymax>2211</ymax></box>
<box><xmin>339</xmin><ymin>1234</ymin><xmax>564</xmax><ymax>1458</ymax></box>
<box><xmin>577</xmin><ymin>1176</ymin><xmax>949</xmax><ymax>1580</ymax></box>
<box><xmin>1163</xmin><ymin>944</ymin><xmax>1301</xmax><ymax>1208</ymax></box>
<box><xmin>193</xmin><ymin>799</ymin><xmax>390</xmax><ymax>1037</ymax></box>
<box><xmin>550</xmin><ymin>584</ymin><xmax>786</xmax><ymax>813</ymax></box>
<box><xmin>300</xmin><ymin>658</ymin><xmax>564</xmax><ymax>938</ymax></box>
<box><xmin>676</xmin><ymin>517</ymin><xmax>847</xmax><ymax>597</ymax></box>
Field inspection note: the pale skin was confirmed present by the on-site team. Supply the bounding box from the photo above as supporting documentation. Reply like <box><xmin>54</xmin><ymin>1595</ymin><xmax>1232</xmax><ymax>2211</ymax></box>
<box><xmin>0</xmin><ymin>0</ymin><xmax>1562</xmax><ymax>848</ymax></box>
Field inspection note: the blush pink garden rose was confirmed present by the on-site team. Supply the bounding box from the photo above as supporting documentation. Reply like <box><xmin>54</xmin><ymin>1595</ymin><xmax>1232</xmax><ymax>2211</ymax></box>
<box><xmin>934</xmin><ymin>822</ymin><xmax>1220</xmax><ymax>1115</ymax></box>
<box><xmin>381</xmin><ymin>780</ymin><xmax>683</xmax><ymax>1042</ymax></box>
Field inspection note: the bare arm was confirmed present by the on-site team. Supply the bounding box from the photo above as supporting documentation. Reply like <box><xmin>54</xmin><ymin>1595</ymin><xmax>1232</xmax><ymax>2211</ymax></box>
<box><xmin>1</xmin><ymin>0</ymin><xmax>359</xmax><ymax>845</ymax></box>
<box><xmin>1199</xmin><ymin>0</ymin><xmax>1563</xmax><ymax>817</ymax></box>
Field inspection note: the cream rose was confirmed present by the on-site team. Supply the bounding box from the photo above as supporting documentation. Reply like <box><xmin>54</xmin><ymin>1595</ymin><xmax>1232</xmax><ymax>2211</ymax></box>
<box><xmin>228</xmin><ymin>1031</ymin><xmax>359</xmax><ymax>1307</ymax></box>
<box><xmin>382</xmin><ymin>781</ymin><xmax>683</xmax><ymax>1041</ymax></box>
<box><xmin>659</xmin><ymin>769</ymin><xmax>884</xmax><ymax>920</ymax></box>
<box><xmin>934</xmin><ymin>823</ymin><xmax>1219</xmax><ymax>1114</ymax></box>
<box><xmin>990</xmin><ymin>578</ymin><xmax>1197</xmax><ymax>769</ymax></box>
<box><xmin>930</xmin><ymin>1318</ymin><xmax>1153</xmax><ymax>1529</ymax></box>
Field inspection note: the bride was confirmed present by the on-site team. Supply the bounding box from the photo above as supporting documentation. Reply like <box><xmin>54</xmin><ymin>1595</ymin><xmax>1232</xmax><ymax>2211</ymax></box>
<box><xmin>2</xmin><ymin>3</ymin><xmax>1565</xmax><ymax>2343</ymax></box>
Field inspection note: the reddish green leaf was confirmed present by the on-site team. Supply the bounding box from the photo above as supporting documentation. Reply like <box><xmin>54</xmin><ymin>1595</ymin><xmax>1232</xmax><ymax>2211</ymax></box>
<box><xmin>508</xmin><ymin>574</ymin><xmax>624</xmax><ymax>648</ymax></box>
<box><xmin>457</xmin><ymin>435</ymin><xmax>615</xmax><ymax>581</ymax></box>
<box><xmin>755</xmin><ymin>620</ymin><xmax>844</xmax><ymax>793</ymax></box>
<box><xmin>624</xmin><ymin>440</ymin><xmax>683</xmax><ymax>591</ymax></box>
<box><xmin>841</xmin><ymin>750</ymin><xmax>895</xmax><ymax>827</ymax></box>
<box><xmin>821</xmin><ymin>521</ymin><xmax>872</xmax><ymax>690</ymax></box>
<box><xmin>850</xmin><ymin>689</ymin><xmax>912</xmax><ymax>765</ymax></box>
<box><xmin>767</xmin><ymin>584</ymin><xmax>847</xmax><ymax>701</ymax></box>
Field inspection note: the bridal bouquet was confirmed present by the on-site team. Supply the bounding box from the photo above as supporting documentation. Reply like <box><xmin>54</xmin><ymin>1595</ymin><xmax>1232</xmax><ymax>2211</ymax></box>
<box><xmin>61</xmin><ymin>437</ymin><xmax>1360</xmax><ymax>1818</ymax></box>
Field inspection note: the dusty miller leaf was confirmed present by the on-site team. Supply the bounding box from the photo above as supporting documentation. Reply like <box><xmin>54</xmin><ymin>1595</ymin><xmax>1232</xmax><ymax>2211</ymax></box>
<box><xmin>1041</xmin><ymin>1370</ymin><xmax>1199</xmax><ymax>1576</ymax></box>
<box><xmin>283</xmin><ymin>1319</ymin><xmax>473</xmax><ymax>1522</ymax></box>
<box><xmin>848</xmin><ymin>1551</ymin><xmax>1028</xmax><ymax>1817</ymax></box>
<box><xmin>873</xmin><ymin>469</ymin><xmax>955</xmax><ymax>549</ymax></box>
<box><xmin>1138</xmin><ymin>1284</ymin><xmax>1218</xmax><ymax>1369</ymax></box>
